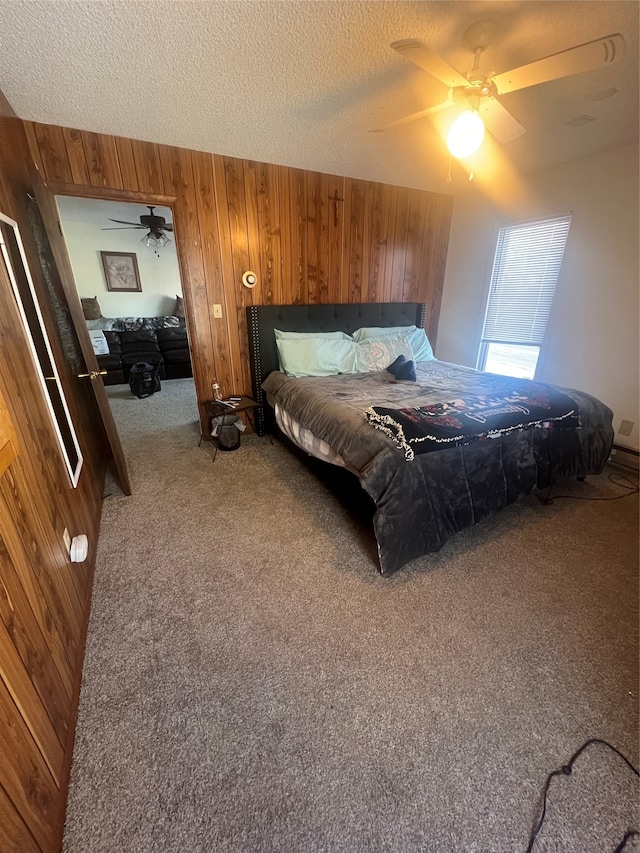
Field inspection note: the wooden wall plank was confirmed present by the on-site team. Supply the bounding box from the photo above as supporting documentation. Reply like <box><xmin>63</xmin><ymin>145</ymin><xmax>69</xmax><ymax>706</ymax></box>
<box><xmin>289</xmin><ymin>168</ymin><xmax>308</xmax><ymax>305</ymax></box>
<box><xmin>238</xmin><ymin>159</ymin><xmax>263</xmax><ymax>401</ymax></box>
<box><xmin>275</xmin><ymin>166</ymin><xmax>292</xmax><ymax>306</ymax></box>
<box><xmin>0</xmin><ymin>535</ymin><xmax>70</xmax><ymax>747</ymax></box>
<box><xmin>242</xmin><ymin>159</ymin><xmax>262</xmax><ymax>311</ymax></box>
<box><xmin>191</xmin><ymin>151</ymin><xmax>232</xmax><ymax>398</ymax></box>
<box><xmin>390</xmin><ymin>187</ymin><xmax>410</xmax><ymax>299</ymax></box>
<box><xmin>0</xmin><ymin>679</ymin><xmax>58</xmax><ymax>852</ymax></box>
<box><xmin>0</xmin><ymin>784</ymin><xmax>41</xmax><ymax>853</ymax></box>
<box><xmin>0</xmin><ymin>617</ymin><xmax>64</xmax><ymax>785</ymax></box>
<box><xmin>114</xmin><ymin>137</ymin><xmax>140</xmax><ymax>192</ymax></box>
<box><xmin>348</xmin><ymin>179</ymin><xmax>366</xmax><ymax>304</ymax></box>
<box><xmin>360</xmin><ymin>181</ymin><xmax>373</xmax><ymax>303</ymax></box>
<box><xmin>80</xmin><ymin>131</ymin><xmax>123</xmax><ymax>189</ymax></box>
<box><xmin>402</xmin><ymin>190</ymin><xmax>425</xmax><ymax>304</ymax></box>
<box><xmin>339</xmin><ymin>177</ymin><xmax>352</xmax><ymax>304</ymax></box>
<box><xmin>21</xmin><ymin>122</ymin><xmax>45</xmax><ymax>177</ymax></box>
<box><xmin>366</xmin><ymin>181</ymin><xmax>387</xmax><ymax>303</ymax></box>
<box><xmin>327</xmin><ymin>175</ymin><xmax>343</xmax><ymax>304</ymax></box>
<box><xmin>305</xmin><ymin>171</ymin><xmax>319</xmax><ymax>303</ymax></box>
<box><xmin>0</xmin><ymin>477</ymin><xmax>81</xmax><ymax>662</ymax></box>
<box><xmin>212</xmin><ymin>155</ymin><xmax>244</xmax><ymax>395</ymax></box>
<box><xmin>0</xmin><ymin>484</ymin><xmax>74</xmax><ymax>700</ymax></box>
<box><xmin>8</xmin><ymin>461</ymin><xmax>84</xmax><ymax>634</ymax></box>
<box><xmin>225</xmin><ymin>157</ymin><xmax>252</xmax><ymax>395</ymax></box>
<box><xmin>381</xmin><ymin>184</ymin><xmax>399</xmax><ymax>303</ymax></box>
<box><xmin>32</xmin><ymin>124</ymin><xmax>73</xmax><ymax>184</ymax></box>
<box><xmin>61</xmin><ymin>128</ymin><xmax>90</xmax><ymax>185</ymax></box>
<box><xmin>255</xmin><ymin>162</ymin><xmax>281</xmax><ymax>305</ymax></box>
<box><xmin>130</xmin><ymin>139</ymin><xmax>164</xmax><ymax>195</ymax></box>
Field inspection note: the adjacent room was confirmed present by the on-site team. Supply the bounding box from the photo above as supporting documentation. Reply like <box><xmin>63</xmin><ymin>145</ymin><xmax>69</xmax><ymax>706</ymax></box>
<box><xmin>0</xmin><ymin>2</ymin><xmax>637</xmax><ymax>853</ymax></box>
<box><xmin>56</xmin><ymin>195</ymin><xmax>198</xmax><ymax>433</ymax></box>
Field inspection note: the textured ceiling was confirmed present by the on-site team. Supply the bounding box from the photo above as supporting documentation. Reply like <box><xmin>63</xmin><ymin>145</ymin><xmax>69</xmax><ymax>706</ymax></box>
<box><xmin>0</xmin><ymin>0</ymin><xmax>637</xmax><ymax>194</ymax></box>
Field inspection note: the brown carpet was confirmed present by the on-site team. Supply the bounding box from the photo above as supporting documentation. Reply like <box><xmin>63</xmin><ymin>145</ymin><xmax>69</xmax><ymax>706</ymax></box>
<box><xmin>63</xmin><ymin>378</ymin><xmax>639</xmax><ymax>853</ymax></box>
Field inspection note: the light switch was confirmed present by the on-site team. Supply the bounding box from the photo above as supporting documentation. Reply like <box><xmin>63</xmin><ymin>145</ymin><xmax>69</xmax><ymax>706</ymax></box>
<box><xmin>213</xmin><ymin>304</ymin><xmax>223</xmax><ymax>318</ymax></box>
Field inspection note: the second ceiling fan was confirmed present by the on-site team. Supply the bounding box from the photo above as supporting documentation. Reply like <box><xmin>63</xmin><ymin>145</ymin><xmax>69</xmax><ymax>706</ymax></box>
<box><xmin>102</xmin><ymin>205</ymin><xmax>174</xmax><ymax>251</ymax></box>
<box><xmin>375</xmin><ymin>21</ymin><xmax>624</xmax><ymax>158</ymax></box>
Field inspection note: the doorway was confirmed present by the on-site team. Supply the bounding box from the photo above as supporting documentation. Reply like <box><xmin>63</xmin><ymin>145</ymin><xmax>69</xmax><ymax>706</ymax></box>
<box><xmin>55</xmin><ymin>195</ymin><xmax>198</xmax><ymax>486</ymax></box>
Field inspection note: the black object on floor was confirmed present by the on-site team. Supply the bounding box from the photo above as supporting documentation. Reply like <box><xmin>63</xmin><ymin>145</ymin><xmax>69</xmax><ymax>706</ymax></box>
<box><xmin>129</xmin><ymin>362</ymin><xmax>161</xmax><ymax>399</ymax></box>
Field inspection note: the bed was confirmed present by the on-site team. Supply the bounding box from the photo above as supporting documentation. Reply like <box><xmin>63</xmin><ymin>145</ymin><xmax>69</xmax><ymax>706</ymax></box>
<box><xmin>247</xmin><ymin>302</ymin><xmax>614</xmax><ymax>576</ymax></box>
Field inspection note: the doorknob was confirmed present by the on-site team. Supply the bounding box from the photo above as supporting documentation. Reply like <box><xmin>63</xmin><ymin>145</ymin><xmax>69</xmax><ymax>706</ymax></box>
<box><xmin>77</xmin><ymin>370</ymin><xmax>107</xmax><ymax>380</ymax></box>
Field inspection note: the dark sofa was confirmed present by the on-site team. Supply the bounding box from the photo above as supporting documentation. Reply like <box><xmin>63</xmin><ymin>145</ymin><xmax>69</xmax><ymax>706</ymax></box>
<box><xmin>98</xmin><ymin>326</ymin><xmax>192</xmax><ymax>385</ymax></box>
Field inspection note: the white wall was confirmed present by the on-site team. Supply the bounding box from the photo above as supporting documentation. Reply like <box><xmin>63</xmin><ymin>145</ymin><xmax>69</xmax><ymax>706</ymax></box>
<box><xmin>438</xmin><ymin>143</ymin><xmax>639</xmax><ymax>451</ymax></box>
<box><xmin>56</xmin><ymin>196</ymin><xmax>183</xmax><ymax>317</ymax></box>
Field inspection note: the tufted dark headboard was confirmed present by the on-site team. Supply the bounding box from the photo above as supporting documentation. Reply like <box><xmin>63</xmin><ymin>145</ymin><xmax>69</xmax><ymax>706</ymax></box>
<box><xmin>247</xmin><ymin>302</ymin><xmax>426</xmax><ymax>435</ymax></box>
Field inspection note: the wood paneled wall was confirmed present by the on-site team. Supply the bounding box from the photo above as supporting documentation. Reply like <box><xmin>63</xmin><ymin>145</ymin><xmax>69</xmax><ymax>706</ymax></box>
<box><xmin>24</xmin><ymin>121</ymin><xmax>454</xmax><ymax>416</ymax></box>
<box><xmin>0</xmin><ymin>116</ymin><xmax>107</xmax><ymax>851</ymax></box>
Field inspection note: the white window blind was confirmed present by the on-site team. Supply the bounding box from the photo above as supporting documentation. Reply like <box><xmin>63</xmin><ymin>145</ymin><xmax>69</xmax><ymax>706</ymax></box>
<box><xmin>481</xmin><ymin>215</ymin><xmax>572</xmax><ymax>346</ymax></box>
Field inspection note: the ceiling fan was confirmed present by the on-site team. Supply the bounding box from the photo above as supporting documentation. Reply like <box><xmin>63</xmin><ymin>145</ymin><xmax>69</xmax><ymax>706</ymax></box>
<box><xmin>101</xmin><ymin>205</ymin><xmax>173</xmax><ymax>250</ymax></box>
<box><xmin>374</xmin><ymin>21</ymin><xmax>624</xmax><ymax>158</ymax></box>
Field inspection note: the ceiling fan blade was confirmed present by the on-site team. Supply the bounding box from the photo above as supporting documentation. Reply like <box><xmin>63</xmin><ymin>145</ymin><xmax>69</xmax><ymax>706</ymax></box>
<box><xmin>391</xmin><ymin>39</ymin><xmax>468</xmax><ymax>89</ymax></box>
<box><xmin>370</xmin><ymin>100</ymin><xmax>452</xmax><ymax>133</ymax></box>
<box><xmin>107</xmin><ymin>218</ymin><xmax>145</xmax><ymax>227</ymax></box>
<box><xmin>492</xmin><ymin>33</ymin><xmax>624</xmax><ymax>96</ymax></box>
<box><xmin>101</xmin><ymin>226</ymin><xmax>144</xmax><ymax>230</ymax></box>
<box><xmin>162</xmin><ymin>223</ymin><xmax>174</xmax><ymax>232</ymax></box>
<box><xmin>479</xmin><ymin>98</ymin><xmax>526</xmax><ymax>143</ymax></box>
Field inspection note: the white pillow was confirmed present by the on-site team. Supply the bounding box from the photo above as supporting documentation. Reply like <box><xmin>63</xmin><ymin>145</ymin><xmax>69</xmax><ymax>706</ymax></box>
<box><xmin>352</xmin><ymin>325</ymin><xmax>434</xmax><ymax>362</ymax></box>
<box><xmin>276</xmin><ymin>337</ymin><xmax>357</xmax><ymax>377</ymax></box>
<box><xmin>354</xmin><ymin>334</ymin><xmax>414</xmax><ymax>374</ymax></box>
<box><xmin>274</xmin><ymin>329</ymin><xmax>353</xmax><ymax>341</ymax></box>
<box><xmin>274</xmin><ymin>329</ymin><xmax>353</xmax><ymax>371</ymax></box>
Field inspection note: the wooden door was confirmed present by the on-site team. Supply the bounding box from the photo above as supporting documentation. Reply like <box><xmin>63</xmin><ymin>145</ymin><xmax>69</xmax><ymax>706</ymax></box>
<box><xmin>29</xmin><ymin>167</ymin><xmax>131</xmax><ymax>495</ymax></box>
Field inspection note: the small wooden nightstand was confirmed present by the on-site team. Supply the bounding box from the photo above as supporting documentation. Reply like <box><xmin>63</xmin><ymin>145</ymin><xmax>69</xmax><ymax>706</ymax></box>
<box><xmin>199</xmin><ymin>396</ymin><xmax>271</xmax><ymax>460</ymax></box>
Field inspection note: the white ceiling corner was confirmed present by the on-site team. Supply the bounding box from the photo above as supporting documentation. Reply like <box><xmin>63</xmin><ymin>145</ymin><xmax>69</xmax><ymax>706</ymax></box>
<box><xmin>0</xmin><ymin>0</ymin><xmax>637</xmax><ymax>195</ymax></box>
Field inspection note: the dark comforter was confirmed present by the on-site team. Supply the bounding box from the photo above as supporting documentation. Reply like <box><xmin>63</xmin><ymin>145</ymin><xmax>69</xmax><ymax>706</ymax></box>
<box><xmin>262</xmin><ymin>361</ymin><xmax>614</xmax><ymax>576</ymax></box>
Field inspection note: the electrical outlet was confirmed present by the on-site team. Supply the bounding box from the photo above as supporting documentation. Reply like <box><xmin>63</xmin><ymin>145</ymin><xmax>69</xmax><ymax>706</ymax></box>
<box><xmin>213</xmin><ymin>304</ymin><xmax>223</xmax><ymax>318</ymax></box>
<box><xmin>63</xmin><ymin>527</ymin><xmax>71</xmax><ymax>555</ymax></box>
<box><xmin>618</xmin><ymin>419</ymin><xmax>634</xmax><ymax>437</ymax></box>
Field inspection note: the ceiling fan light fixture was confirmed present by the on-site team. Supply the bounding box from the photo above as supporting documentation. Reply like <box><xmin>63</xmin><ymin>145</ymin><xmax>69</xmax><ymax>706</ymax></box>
<box><xmin>447</xmin><ymin>109</ymin><xmax>485</xmax><ymax>159</ymax></box>
<box><xmin>141</xmin><ymin>231</ymin><xmax>171</xmax><ymax>247</ymax></box>
<box><xmin>142</xmin><ymin>232</ymin><xmax>158</xmax><ymax>247</ymax></box>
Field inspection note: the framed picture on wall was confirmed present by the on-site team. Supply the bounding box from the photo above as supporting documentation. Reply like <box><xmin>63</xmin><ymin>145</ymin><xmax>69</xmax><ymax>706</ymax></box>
<box><xmin>100</xmin><ymin>251</ymin><xmax>142</xmax><ymax>292</ymax></box>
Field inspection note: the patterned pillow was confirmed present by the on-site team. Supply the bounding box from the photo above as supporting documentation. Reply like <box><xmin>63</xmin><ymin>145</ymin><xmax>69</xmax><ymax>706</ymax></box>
<box><xmin>175</xmin><ymin>295</ymin><xmax>185</xmax><ymax>318</ymax></box>
<box><xmin>81</xmin><ymin>296</ymin><xmax>102</xmax><ymax>320</ymax></box>
<box><xmin>354</xmin><ymin>334</ymin><xmax>414</xmax><ymax>373</ymax></box>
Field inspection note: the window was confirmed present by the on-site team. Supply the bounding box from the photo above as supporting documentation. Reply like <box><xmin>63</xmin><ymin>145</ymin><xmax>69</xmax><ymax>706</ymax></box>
<box><xmin>478</xmin><ymin>214</ymin><xmax>572</xmax><ymax>380</ymax></box>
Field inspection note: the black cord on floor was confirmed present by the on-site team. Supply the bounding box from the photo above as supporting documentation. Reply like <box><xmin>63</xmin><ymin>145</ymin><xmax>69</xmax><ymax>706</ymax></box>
<box><xmin>613</xmin><ymin>830</ymin><xmax>640</xmax><ymax>853</ymax></box>
<box><xmin>538</xmin><ymin>473</ymin><xmax>639</xmax><ymax>506</ymax></box>
<box><xmin>526</xmin><ymin>738</ymin><xmax>640</xmax><ymax>853</ymax></box>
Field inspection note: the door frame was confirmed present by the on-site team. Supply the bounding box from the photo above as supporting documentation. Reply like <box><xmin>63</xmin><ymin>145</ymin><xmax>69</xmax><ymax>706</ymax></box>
<box><xmin>37</xmin><ymin>179</ymin><xmax>198</xmax><ymax>485</ymax></box>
